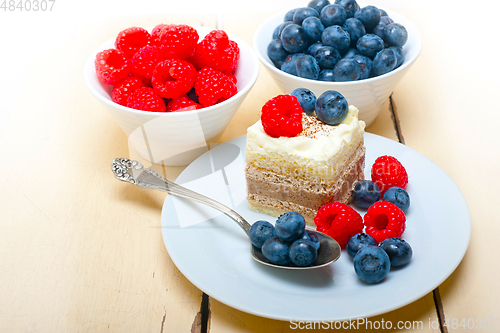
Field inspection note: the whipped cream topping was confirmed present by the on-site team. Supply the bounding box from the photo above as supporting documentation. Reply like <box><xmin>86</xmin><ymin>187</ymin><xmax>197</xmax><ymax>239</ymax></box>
<box><xmin>246</xmin><ymin>105</ymin><xmax>365</xmax><ymax>161</ymax></box>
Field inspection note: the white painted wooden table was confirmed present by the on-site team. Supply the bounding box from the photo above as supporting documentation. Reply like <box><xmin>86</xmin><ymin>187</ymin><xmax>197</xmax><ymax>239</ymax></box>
<box><xmin>0</xmin><ymin>1</ymin><xmax>498</xmax><ymax>332</ymax></box>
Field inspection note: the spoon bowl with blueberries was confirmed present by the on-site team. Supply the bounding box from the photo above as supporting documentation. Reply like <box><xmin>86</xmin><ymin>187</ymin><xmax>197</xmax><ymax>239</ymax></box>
<box><xmin>112</xmin><ymin>158</ymin><xmax>341</xmax><ymax>269</ymax></box>
<box><xmin>249</xmin><ymin>213</ymin><xmax>341</xmax><ymax>269</ymax></box>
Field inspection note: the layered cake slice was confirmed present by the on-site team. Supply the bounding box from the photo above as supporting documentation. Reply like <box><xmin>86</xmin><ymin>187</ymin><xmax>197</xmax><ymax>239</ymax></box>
<box><xmin>245</xmin><ymin>93</ymin><xmax>366</xmax><ymax>224</ymax></box>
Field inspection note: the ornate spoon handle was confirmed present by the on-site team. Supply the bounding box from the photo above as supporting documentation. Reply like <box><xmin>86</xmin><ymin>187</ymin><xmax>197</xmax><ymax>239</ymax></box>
<box><xmin>111</xmin><ymin>158</ymin><xmax>251</xmax><ymax>235</ymax></box>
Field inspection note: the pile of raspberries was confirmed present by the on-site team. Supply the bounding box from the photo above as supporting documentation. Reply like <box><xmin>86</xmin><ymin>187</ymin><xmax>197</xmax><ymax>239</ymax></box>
<box><xmin>94</xmin><ymin>24</ymin><xmax>240</xmax><ymax>112</ymax></box>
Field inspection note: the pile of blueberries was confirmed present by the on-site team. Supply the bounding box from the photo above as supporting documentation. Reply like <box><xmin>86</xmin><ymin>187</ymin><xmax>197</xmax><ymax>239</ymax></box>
<box><xmin>347</xmin><ymin>233</ymin><xmax>412</xmax><ymax>283</ymax></box>
<box><xmin>350</xmin><ymin>179</ymin><xmax>412</xmax><ymax>283</ymax></box>
<box><xmin>353</xmin><ymin>180</ymin><xmax>410</xmax><ymax>212</ymax></box>
<box><xmin>267</xmin><ymin>0</ymin><xmax>408</xmax><ymax>81</ymax></box>
<box><xmin>249</xmin><ymin>212</ymin><xmax>321</xmax><ymax>267</ymax></box>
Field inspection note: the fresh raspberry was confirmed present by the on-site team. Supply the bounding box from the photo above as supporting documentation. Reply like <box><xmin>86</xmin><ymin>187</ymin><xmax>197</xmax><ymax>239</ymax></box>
<box><xmin>314</xmin><ymin>202</ymin><xmax>364</xmax><ymax>247</ymax></box>
<box><xmin>364</xmin><ymin>201</ymin><xmax>406</xmax><ymax>243</ymax></box>
<box><xmin>261</xmin><ymin>95</ymin><xmax>303</xmax><ymax>138</ymax></box>
<box><xmin>228</xmin><ymin>74</ymin><xmax>237</xmax><ymax>85</ymax></box>
<box><xmin>126</xmin><ymin>87</ymin><xmax>166</xmax><ymax>112</ymax></box>
<box><xmin>115</xmin><ymin>27</ymin><xmax>151</xmax><ymax>58</ymax></box>
<box><xmin>154</xmin><ymin>24</ymin><xmax>199</xmax><ymax>60</ymax></box>
<box><xmin>130</xmin><ymin>45</ymin><xmax>163</xmax><ymax>83</ymax></box>
<box><xmin>152</xmin><ymin>59</ymin><xmax>197</xmax><ymax>99</ymax></box>
<box><xmin>94</xmin><ymin>48</ymin><xmax>130</xmax><ymax>85</ymax></box>
<box><xmin>190</xmin><ymin>30</ymin><xmax>240</xmax><ymax>75</ymax></box>
<box><xmin>166</xmin><ymin>95</ymin><xmax>202</xmax><ymax>112</ymax></box>
<box><xmin>226</xmin><ymin>40</ymin><xmax>240</xmax><ymax>71</ymax></box>
<box><xmin>151</xmin><ymin>24</ymin><xmax>170</xmax><ymax>45</ymax></box>
<box><xmin>194</xmin><ymin>67</ymin><xmax>238</xmax><ymax>107</ymax></box>
<box><xmin>112</xmin><ymin>76</ymin><xmax>146</xmax><ymax>106</ymax></box>
<box><xmin>371</xmin><ymin>155</ymin><xmax>408</xmax><ymax>195</ymax></box>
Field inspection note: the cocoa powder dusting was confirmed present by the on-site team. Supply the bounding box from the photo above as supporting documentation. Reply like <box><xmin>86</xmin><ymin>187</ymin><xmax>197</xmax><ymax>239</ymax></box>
<box><xmin>299</xmin><ymin>114</ymin><xmax>336</xmax><ymax>139</ymax></box>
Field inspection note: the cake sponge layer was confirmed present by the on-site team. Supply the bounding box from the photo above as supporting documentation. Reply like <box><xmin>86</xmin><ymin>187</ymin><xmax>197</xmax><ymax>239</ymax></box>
<box><xmin>246</xmin><ymin>145</ymin><xmax>365</xmax><ymax>224</ymax></box>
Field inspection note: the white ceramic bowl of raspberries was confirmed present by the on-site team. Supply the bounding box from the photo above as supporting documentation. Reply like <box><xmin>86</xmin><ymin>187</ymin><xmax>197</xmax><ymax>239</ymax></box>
<box><xmin>84</xmin><ymin>24</ymin><xmax>259</xmax><ymax>166</ymax></box>
<box><xmin>253</xmin><ymin>1</ymin><xmax>422</xmax><ymax>126</ymax></box>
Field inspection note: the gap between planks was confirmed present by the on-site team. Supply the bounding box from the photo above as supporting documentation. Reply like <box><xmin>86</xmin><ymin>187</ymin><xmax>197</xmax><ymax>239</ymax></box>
<box><xmin>389</xmin><ymin>95</ymin><xmax>448</xmax><ymax>333</ymax></box>
<box><xmin>190</xmin><ymin>293</ymin><xmax>210</xmax><ymax>333</ymax></box>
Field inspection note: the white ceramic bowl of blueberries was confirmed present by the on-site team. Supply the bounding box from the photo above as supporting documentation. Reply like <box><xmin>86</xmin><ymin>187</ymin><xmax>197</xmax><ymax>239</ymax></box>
<box><xmin>253</xmin><ymin>0</ymin><xmax>422</xmax><ymax>126</ymax></box>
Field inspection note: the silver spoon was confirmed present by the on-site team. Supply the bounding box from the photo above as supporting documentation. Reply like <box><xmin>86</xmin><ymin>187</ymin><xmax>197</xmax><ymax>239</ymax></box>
<box><xmin>111</xmin><ymin>158</ymin><xmax>341</xmax><ymax>270</ymax></box>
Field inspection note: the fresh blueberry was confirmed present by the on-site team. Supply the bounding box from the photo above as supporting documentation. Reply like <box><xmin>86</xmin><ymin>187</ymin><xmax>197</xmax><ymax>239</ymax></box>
<box><xmin>354</xmin><ymin>5</ymin><xmax>381</xmax><ymax>31</ymax></box>
<box><xmin>291</xmin><ymin>88</ymin><xmax>317</xmax><ymax>115</ymax></box>
<box><xmin>267</xmin><ymin>39</ymin><xmax>290</xmax><ymax>68</ymax></box>
<box><xmin>314</xmin><ymin>46</ymin><xmax>341</xmax><ymax>69</ymax></box>
<box><xmin>372</xmin><ymin>15</ymin><xmax>394</xmax><ymax>39</ymax></box>
<box><xmin>356</xmin><ymin>33</ymin><xmax>384</xmax><ymax>58</ymax></box>
<box><xmin>293</xmin><ymin>7</ymin><xmax>320</xmax><ymax>25</ymax></box>
<box><xmin>284</xmin><ymin>8</ymin><xmax>299</xmax><ymax>22</ymax></box>
<box><xmin>249</xmin><ymin>220</ymin><xmax>276</xmax><ymax>248</ymax></box>
<box><xmin>333</xmin><ymin>58</ymin><xmax>361</xmax><ymax>81</ymax></box>
<box><xmin>289</xmin><ymin>239</ymin><xmax>318</xmax><ymax>266</ymax></box>
<box><xmin>272</xmin><ymin>25</ymin><xmax>280</xmax><ymax>40</ymax></box>
<box><xmin>384</xmin><ymin>23</ymin><xmax>408</xmax><ymax>47</ymax></box>
<box><xmin>352</xmin><ymin>180</ymin><xmax>381</xmax><ymax>208</ymax></box>
<box><xmin>281</xmin><ymin>24</ymin><xmax>309</xmax><ymax>53</ymax></box>
<box><xmin>343</xmin><ymin>17</ymin><xmax>366</xmax><ymax>47</ymax></box>
<box><xmin>296</xmin><ymin>54</ymin><xmax>321</xmax><ymax>79</ymax></box>
<box><xmin>321</xmin><ymin>25</ymin><xmax>351</xmax><ymax>55</ymax></box>
<box><xmin>275</xmin><ymin>212</ymin><xmax>306</xmax><ymax>242</ymax></box>
<box><xmin>379</xmin><ymin>8</ymin><xmax>388</xmax><ymax>17</ymax></box>
<box><xmin>302</xmin><ymin>17</ymin><xmax>325</xmax><ymax>43</ymax></box>
<box><xmin>346</xmin><ymin>233</ymin><xmax>378</xmax><ymax>259</ymax></box>
<box><xmin>372</xmin><ymin>48</ymin><xmax>397</xmax><ymax>76</ymax></box>
<box><xmin>276</xmin><ymin>21</ymin><xmax>294</xmax><ymax>40</ymax></box>
<box><xmin>262</xmin><ymin>236</ymin><xmax>291</xmax><ymax>265</ymax></box>
<box><xmin>307</xmin><ymin>41</ymin><xmax>324</xmax><ymax>56</ymax></box>
<box><xmin>342</xmin><ymin>47</ymin><xmax>360</xmax><ymax>58</ymax></box>
<box><xmin>315</xmin><ymin>90</ymin><xmax>348</xmax><ymax>125</ymax></box>
<box><xmin>352</xmin><ymin>54</ymin><xmax>372</xmax><ymax>79</ymax></box>
<box><xmin>379</xmin><ymin>238</ymin><xmax>413</xmax><ymax>267</ymax></box>
<box><xmin>302</xmin><ymin>230</ymin><xmax>321</xmax><ymax>250</ymax></box>
<box><xmin>319</xmin><ymin>4</ymin><xmax>346</xmax><ymax>27</ymax></box>
<box><xmin>318</xmin><ymin>69</ymin><xmax>335</xmax><ymax>81</ymax></box>
<box><xmin>383</xmin><ymin>186</ymin><xmax>410</xmax><ymax>212</ymax></box>
<box><xmin>334</xmin><ymin>0</ymin><xmax>359</xmax><ymax>18</ymax></box>
<box><xmin>353</xmin><ymin>245</ymin><xmax>391</xmax><ymax>283</ymax></box>
<box><xmin>308</xmin><ymin>0</ymin><xmax>330</xmax><ymax>15</ymax></box>
<box><xmin>389</xmin><ymin>46</ymin><xmax>404</xmax><ymax>67</ymax></box>
<box><xmin>281</xmin><ymin>53</ymin><xmax>304</xmax><ymax>76</ymax></box>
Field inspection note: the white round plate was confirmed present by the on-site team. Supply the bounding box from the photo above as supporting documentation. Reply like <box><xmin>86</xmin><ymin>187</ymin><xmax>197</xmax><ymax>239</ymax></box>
<box><xmin>161</xmin><ymin>133</ymin><xmax>471</xmax><ymax>321</ymax></box>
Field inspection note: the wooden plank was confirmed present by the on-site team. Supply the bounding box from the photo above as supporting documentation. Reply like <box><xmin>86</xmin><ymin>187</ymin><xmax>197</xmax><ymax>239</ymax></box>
<box><xmin>391</xmin><ymin>8</ymin><xmax>500</xmax><ymax>333</ymax></box>
<box><xmin>0</xmin><ymin>14</ymin><xmax>216</xmax><ymax>333</ymax></box>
